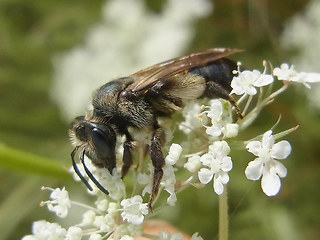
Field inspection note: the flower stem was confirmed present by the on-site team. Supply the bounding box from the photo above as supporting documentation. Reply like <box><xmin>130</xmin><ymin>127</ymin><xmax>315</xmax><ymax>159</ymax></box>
<box><xmin>219</xmin><ymin>186</ymin><xmax>229</xmax><ymax>240</ymax></box>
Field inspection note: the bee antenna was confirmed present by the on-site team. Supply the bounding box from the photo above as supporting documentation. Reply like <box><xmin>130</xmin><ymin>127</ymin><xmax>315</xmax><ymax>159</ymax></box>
<box><xmin>71</xmin><ymin>148</ymin><xmax>93</xmax><ymax>191</ymax></box>
<box><xmin>80</xmin><ymin>151</ymin><xmax>110</xmax><ymax>195</ymax></box>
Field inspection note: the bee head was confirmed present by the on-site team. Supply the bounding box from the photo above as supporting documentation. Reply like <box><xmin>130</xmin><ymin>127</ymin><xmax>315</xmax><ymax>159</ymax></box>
<box><xmin>69</xmin><ymin>116</ymin><xmax>116</xmax><ymax>171</ymax></box>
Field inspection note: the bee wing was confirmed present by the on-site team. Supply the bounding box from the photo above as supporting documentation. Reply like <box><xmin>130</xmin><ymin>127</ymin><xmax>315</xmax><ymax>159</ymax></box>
<box><xmin>127</xmin><ymin>48</ymin><xmax>241</xmax><ymax>96</ymax></box>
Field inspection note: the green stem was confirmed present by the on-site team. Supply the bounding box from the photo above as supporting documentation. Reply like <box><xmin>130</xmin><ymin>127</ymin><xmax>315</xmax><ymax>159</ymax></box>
<box><xmin>0</xmin><ymin>143</ymin><xmax>71</xmax><ymax>180</ymax></box>
<box><xmin>219</xmin><ymin>186</ymin><xmax>229</xmax><ymax>240</ymax></box>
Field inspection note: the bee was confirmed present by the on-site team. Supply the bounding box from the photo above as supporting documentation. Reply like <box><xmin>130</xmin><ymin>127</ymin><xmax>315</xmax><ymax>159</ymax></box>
<box><xmin>69</xmin><ymin>48</ymin><xmax>242</xmax><ymax>210</ymax></box>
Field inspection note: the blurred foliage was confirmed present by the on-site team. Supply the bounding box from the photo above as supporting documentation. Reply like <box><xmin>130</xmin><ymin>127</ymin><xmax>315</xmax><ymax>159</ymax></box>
<box><xmin>1</xmin><ymin>0</ymin><xmax>319</xmax><ymax>240</ymax></box>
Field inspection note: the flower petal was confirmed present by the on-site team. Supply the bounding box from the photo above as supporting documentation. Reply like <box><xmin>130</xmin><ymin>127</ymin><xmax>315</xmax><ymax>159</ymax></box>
<box><xmin>245</xmin><ymin>159</ymin><xmax>263</xmax><ymax>180</ymax></box>
<box><xmin>261</xmin><ymin>130</ymin><xmax>275</xmax><ymax>149</ymax></box>
<box><xmin>207</xmin><ymin>100</ymin><xmax>223</xmax><ymax>120</ymax></box>
<box><xmin>230</xmin><ymin>76</ymin><xmax>245</xmax><ymax>95</ymax></box>
<box><xmin>198</xmin><ymin>168</ymin><xmax>213</xmax><ymax>184</ymax></box>
<box><xmin>213</xmin><ymin>180</ymin><xmax>224</xmax><ymax>195</ymax></box>
<box><xmin>271</xmin><ymin>140</ymin><xmax>291</xmax><ymax>160</ymax></box>
<box><xmin>215</xmin><ymin>171</ymin><xmax>229</xmax><ymax>185</ymax></box>
<box><xmin>246</xmin><ymin>141</ymin><xmax>262</xmax><ymax>156</ymax></box>
<box><xmin>221</xmin><ymin>156</ymin><xmax>233</xmax><ymax>172</ymax></box>
<box><xmin>261</xmin><ymin>171</ymin><xmax>281</xmax><ymax>196</ymax></box>
<box><xmin>254</xmin><ymin>74</ymin><xmax>274</xmax><ymax>87</ymax></box>
<box><xmin>271</xmin><ymin>160</ymin><xmax>288</xmax><ymax>178</ymax></box>
<box><xmin>199</xmin><ymin>153</ymin><xmax>213</xmax><ymax>167</ymax></box>
<box><xmin>213</xmin><ymin>172</ymin><xmax>229</xmax><ymax>195</ymax></box>
<box><xmin>246</xmin><ymin>86</ymin><xmax>258</xmax><ymax>95</ymax></box>
<box><xmin>205</xmin><ymin>125</ymin><xmax>222</xmax><ymax>137</ymax></box>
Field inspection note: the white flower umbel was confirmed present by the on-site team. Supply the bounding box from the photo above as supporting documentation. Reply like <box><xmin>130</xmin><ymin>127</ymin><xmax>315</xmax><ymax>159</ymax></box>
<box><xmin>231</xmin><ymin>65</ymin><xmax>274</xmax><ymax>96</ymax></box>
<box><xmin>40</xmin><ymin>187</ymin><xmax>71</xmax><ymax>218</ymax></box>
<box><xmin>22</xmin><ymin>220</ymin><xmax>67</xmax><ymax>240</ymax></box>
<box><xmin>274</xmin><ymin>63</ymin><xmax>320</xmax><ymax>88</ymax></box>
<box><xmin>120</xmin><ymin>195</ymin><xmax>148</xmax><ymax>225</ymax></box>
<box><xmin>245</xmin><ymin>130</ymin><xmax>292</xmax><ymax>196</ymax></box>
<box><xmin>198</xmin><ymin>141</ymin><xmax>233</xmax><ymax>195</ymax></box>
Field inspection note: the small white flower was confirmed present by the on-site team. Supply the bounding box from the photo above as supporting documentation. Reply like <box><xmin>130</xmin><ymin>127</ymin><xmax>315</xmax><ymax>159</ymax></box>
<box><xmin>159</xmin><ymin>231</ymin><xmax>183</xmax><ymax>240</ymax></box>
<box><xmin>93</xmin><ymin>212</ymin><xmax>116</xmax><ymax>232</ymax></box>
<box><xmin>117</xmin><ymin>222</ymin><xmax>143</xmax><ymax>238</ymax></box>
<box><xmin>81</xmin><ymin>210</ymin><xmax>96</xmax><ymax>226</ymax></box>
<box><xmin>165</xmin><ymin>143</ymin><xmax>183</xmax><ymax>165</ymax></box>
<box><xmin>179</xmin><ymin>102</ymin><xmax>202</xmax><ymax>134</ymax></box>
<box><xmin>88</xmin><ymin>234</ymin><xmax>102</xmax><ymax>240</ymax></box>
<box><xmin>95</xmin><ymin>198</ymin><xmax>109</xmax><ymax>212</ymax></box>
<box><xmin>205</xmin><ymin>100</ymin><xmax>223</xmax><ymax>120</ymax></box>
<box><xmin>201</xmin><ymin>100</ymin><xmax>239</xmax><ymax>138</ymax></box>
<box><xmin>42</xmin><ymin>187</ymin><xmax>71</xmax><ymax>218</ymax></box>
<box><xmin>191</xmin><ymin>232</ymin><xmax>204</xmax><ymax>240</ymax></box>
<box><xmin>201</xmin><ymin>100</ymin><xmax>223</xmax><ymax>137</ymax></box>
<box><xmin>120</xmin><ymin>235</ymin><xmax>134</xmax><ymax>240</ymax></box>
<box><xmin>274</xmin><ymin>63</ymin><xmax>320</xmax><ymax>88</ymax></box>
<box><xmin>245</xmin><ymin>130</ymin><xmax>291</xmax><ymax>196</ymax></box>
<box><xmin>198</xmin><ymin>141</ymin><xmax>233</xmax><ymax>195</ymax></box>
<box><xmin>94</xmin><ymin>168</ymin><xmax>125</xmax><ymax>201</ymax></box>
<box><xmin>273</xmin><ymin>63</ymin><xmax>297</xmax><ymax>81</ymax></box>
<box><xmin>223</xmin><ymin>123</ymin><xmax>239</xmax><ymax>138</ymax></box>
<box><xmin>231</xmin><ymin>69</ymin><xmax>274</xmax><ymax>95</ymax></box>
<box><xmin>184</xmin><ymin>155</ymin><xmax>201</xmax><ymax>173</ymax></box>
<box><xmin>22</xmin><ymin>220</ymin><xmax>67</xmax><ymax>240</ymax></box>
<box><xmin>120</xmin><ymin>195</ymin><xmax>148</xmax><ymax>225</ymax></box>
<box><xmin>66</xmin><ymin>226</ymin><xmax>82</xmax><ymax>240</ymax></box>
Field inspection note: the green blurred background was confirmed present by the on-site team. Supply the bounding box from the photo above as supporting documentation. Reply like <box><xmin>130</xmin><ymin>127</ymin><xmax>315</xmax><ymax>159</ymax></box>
<box><xmin>1</xmin><ymin>0</ymin><xmax>319</xmax><ymax>239</ymax></box>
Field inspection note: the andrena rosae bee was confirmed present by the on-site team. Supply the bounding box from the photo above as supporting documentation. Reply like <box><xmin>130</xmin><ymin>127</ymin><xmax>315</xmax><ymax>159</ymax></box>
<box><xmin>69</xmin><ymin>48</ymin><xmax>242</xmax><ymax>210</ymax></box>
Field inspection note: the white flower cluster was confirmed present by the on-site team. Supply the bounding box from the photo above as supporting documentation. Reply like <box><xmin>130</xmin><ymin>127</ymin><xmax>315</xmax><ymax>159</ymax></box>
<box><xmin>40</xmin><ymin>187</ymin><xmax>71</xmax><ymax>218</ymax></box>
<box><xmin>180</xmin><ymin>60</ymin><xmax>320</xmax><ymax>198</ymax></box>
<box><xmin>24</xmin><ymin>187</ymin><xmax>148</xmax><ymax>240</ymax></box>
<box><xmin>23</xmin><ymin>61</ymin><xmax>320</xmax><ymax>239</ymax></box>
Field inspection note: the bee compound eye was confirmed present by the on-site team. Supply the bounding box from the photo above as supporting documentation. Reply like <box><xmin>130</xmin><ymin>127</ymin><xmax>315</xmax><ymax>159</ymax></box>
<box><xmin>91</xmin><ymin>127</ymin><xmax>114</xmax><ymax>158</ymax></box>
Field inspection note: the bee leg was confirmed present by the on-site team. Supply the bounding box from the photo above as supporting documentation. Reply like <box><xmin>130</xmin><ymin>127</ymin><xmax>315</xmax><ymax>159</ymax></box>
<box><xmin>205</xmin><ymin>81</ymin><xmax>243</xmax><ymax>118</ymax></box>
<box><xmin>121</xmin><ymin>131</ymin><xmax>133</xmax><ymax>179</ymax></box>
<box><xmin>148</xmin><ymin>127</ymin><xmax>165</xmax><ymax>211</ymax></box>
